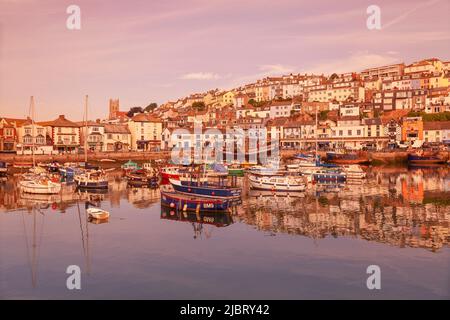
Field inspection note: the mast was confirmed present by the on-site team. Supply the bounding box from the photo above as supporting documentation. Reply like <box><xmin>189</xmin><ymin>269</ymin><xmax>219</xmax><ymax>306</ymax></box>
<box><xmin>30</xmin><ymin>96</ymin><xmax>36</xmax><ymax>168</ymax></box>
<box><xmin>315</xmin><ymin>105</ymin><xmax>318</xmax><ymax>164</ymax></box>
<box><xmin>84</xmin><ymin>95</ymin><xmax>88</xmax><ymax>163</ymax></box>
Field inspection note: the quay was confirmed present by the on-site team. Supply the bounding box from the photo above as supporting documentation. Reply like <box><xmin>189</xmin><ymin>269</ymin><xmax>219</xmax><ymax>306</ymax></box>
<box><xmin>0</xmin><ymin>151</ymin><xmax>172</xmax><ymax>165</ymax></box>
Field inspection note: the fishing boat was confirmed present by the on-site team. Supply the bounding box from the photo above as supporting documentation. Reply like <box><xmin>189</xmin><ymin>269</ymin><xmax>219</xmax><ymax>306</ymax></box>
<box><xmin>87</xmin><ymin>207</ymin><xmax>110</xmax><ymax>220</ymax></box>
<box><xmin>160</xmin><ymin>166</ymin><xmax>182</xmax><ymax>180</ymax></box>
<box><xmin>19</xmin><ymin>178</ymin><xmax>61</xmax><ymax>194</ymax></box>
<box><xmin>326</xmin><ymin>151</ymin><xmax>370</xmax><ymax>165</ymax></box>
<box><xmin>0</xmin><ymin>161</ymin><xmax>8</xmax><ymax>176</ymax></box>
<box><xmin>74</xmin><ymin>170</ymin><xmax>109</xmax><ymax>189</ymax></box>
<box><xmin>47</xmin><ymin>162</ymin><xmax>60</xmax><ymax>173</ymax></box>
<box><xmin>312</xmin><ymin>168</ymin><xmax>347</xmax><ymax>183</ymax></box>
<box><xmin>121</xmin><ymin>160</ymin><xmax>140</xmax><ymax>172</ymax></box>
<box><xmin>340</xmin><ymin>164</ymin><xmax>366</xmax><ymax>179</ymax></box>
<box><xmin>126</xmin><ymin>169</ymin><xmax>158</xmax><ymax>187</ymax></box>
<box><xmin>59</xmin><ymin>166</ymin><xmax>75</xmax><ymax>179</ymax></box>
<box><xmin>248</xmin><ymin>174</ymin><xmax>307</xmax><ymax>192</ymax></box>
<box><xmin>169</xmin><ymin>178</ymin><xmax>241</xmax><ymax>199</ymax></box>
<box><xmin>407</xmin><ymin>153</ymin><xmax>445</xmax><ymax>165</ymax></box>
<box><xmin>161</xmin><ymin>189</ymin><xmax>234</xmax><ymax>211</ymax></box>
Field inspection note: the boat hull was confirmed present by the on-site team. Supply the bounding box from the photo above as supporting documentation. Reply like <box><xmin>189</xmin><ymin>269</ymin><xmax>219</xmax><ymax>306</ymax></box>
<box><xmin>75</xmin><ymin>180</ymin><xmax>109</xmax><ymax>189</ymax></box>
<box><xmin>161</xmin><ymin>190</ymin><xmax>232</xmax><ymax>211</ymax></box>
<box><xmin>170</xmin><ymin>179</ymin><xmax>241</xmax><ymax>198</ymax></box>
<box><xmin>19</xmin><ymin>181</ymin><xmax>61</xmax><ymax>194</ymax></box>
<box><xmin>407</xmin><ymin>154</ymin><xmax>445</xmax><ymax>165</ymax></box>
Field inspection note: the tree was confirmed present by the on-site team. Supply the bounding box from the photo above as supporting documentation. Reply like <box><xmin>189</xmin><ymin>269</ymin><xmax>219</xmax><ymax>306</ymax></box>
<box><xmin>248</xmin><ymin>99</ymin><xmax>257</xmax><ymax>106</ymax></box>
<box><xmin>144</xmin><ymin>103</ymin><xmax>158</xmax><ymax>112</ymax></box>
<box><xmin>127</xmin><ymin>106</ymin><xmax>143</xmax><ymax>118</ymax></box>
<box><xmin>192</xmin><ymin>101</ymin><xmax>206</xmax><ymax>111</ymax></box>
<box><xmin>319</xmin><ymin>110</ymin><xmax>329</xmax><ymax>121</ymax></box>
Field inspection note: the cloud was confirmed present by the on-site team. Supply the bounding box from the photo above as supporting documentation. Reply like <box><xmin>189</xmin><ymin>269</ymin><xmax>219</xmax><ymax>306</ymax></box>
<box><xmin>180</xmin><ymin>72</ymin><xmax>221</xmax><ymax>80</ymax></box>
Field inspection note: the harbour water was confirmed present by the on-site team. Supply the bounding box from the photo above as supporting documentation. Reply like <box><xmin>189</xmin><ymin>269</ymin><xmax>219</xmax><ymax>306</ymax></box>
<box><xmin>1</xmin><ymin>167</ymin><xmax>449</xmax><ymax>299</ymax></box>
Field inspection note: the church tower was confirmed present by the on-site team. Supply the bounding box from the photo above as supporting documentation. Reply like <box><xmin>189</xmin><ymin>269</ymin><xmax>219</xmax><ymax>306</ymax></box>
<box><xmin>109</xmin><ymin>98</ymin><xmax>120</xmax><ymax>119</ymax></box>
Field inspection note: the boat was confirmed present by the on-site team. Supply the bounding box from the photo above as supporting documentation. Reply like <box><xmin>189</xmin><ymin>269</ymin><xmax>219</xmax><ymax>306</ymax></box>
<box><xmin>161</xmin><ymin>189</ymin><xmax>234</xmax><ymax>211</ymax></box>
<box><xmin>47</xmin><ymin>162</ymin><xmax>60</xmax><ymax>173</ymax></box>
<box><xmin>126</xmin><ymin>169</ymin><xmax>158</xmax><ymax>187</ymax></box>
<box><xmin>248</xmin><ymin>174</ymin><xmax>307</xmax><ymax>192</ymax></box>
<box><xmin>407</xmin><ymin>153</ymin><xmax>445</xmax><ymax>165</ymax></box>
<box><xmin>160</xmin><ymin>166</ymin><xmax>182</xmax><ymax>180</ymax></box>
<box><xmin>74</xmin><ymin>170</ymin><xmax>109</xmax><ymax>189</ymax></box>
<box><xmin>326</xmin><ymin>151</ymin><xmax>370</xmax><ymax>164</ymax></box>
<box><xmin>59</xmin><ymin>166</ymin><xmax>75</xmax><ymax>179</ymax></box>
<box><xmin>19</xmin><ymin>178</ymin><xmax>61</xmax><ymax>194</ymax></box>
<box><xmin>169</xmin><ymin>178</ymin><xmax>242</xmax><ymax>199</ymax></box>
<box><xmin>0</xmin><ymin>161</ymin><xmax>7</xmax><ymax>176</ymax></box>
<box><xmin>247</xmin><ymin>165</ymin><xmax>282</xmax><ymax>176</ymax></box>
<box><xmin>121</xmin><ymin>160</ymin><xmax>140</xmax><ymax>171</ymax></box>
<box><xmin>87</xmin><ymin>207</ymin><xmax>110</xmax><ymax>220</ymax></box>
<box><xmin>340</xmin><ymin>164</ymin><xmax>366</xmax><ymax>179</ymax></box>
<box><xmin>312</xmin><ymin>168</ymin><xmax>347</xmax><ymax>183</ymax></box>
<box><xmin>13</xmin><ymin>162</ymin><xmax>33</xmax><ymax>169</ymax></box>
<box><xmin>99</xmin><ymin>159</ymin><xmax>116</xmax><ymax>163</ymax></box>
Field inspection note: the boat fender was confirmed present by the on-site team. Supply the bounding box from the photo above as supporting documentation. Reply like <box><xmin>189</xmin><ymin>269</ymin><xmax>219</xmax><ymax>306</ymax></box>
<box><xmin>188</xmin><ymin>188</ymin><xmax>191</xmax><ymax>192</ymax></box>
<box><xmin>211</xmin><ymin>191</ymin><xmax>215</xmax><ymax>196</ymax></box>
<box><xmin>170</xmin><ymin>202</ymin><xmax>175</xmax><ymax>208</ymax></box>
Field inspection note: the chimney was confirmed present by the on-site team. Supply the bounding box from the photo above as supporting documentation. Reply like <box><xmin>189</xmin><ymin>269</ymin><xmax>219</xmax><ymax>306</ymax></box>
<box><xmin>58</xmin><ymin>115</ymin><xmax>65</xmax><ymax>120</ymax></box>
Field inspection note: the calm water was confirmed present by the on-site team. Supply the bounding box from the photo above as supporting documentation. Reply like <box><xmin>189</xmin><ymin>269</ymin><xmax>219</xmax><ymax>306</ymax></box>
<box><xmin>1</xmin><ymin>167</ymin><xmax>449</xmax><ymax>299</ymax></box>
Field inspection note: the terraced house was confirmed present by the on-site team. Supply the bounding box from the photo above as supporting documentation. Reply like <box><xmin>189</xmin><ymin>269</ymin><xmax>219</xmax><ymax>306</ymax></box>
<box><xmin>128</xmin><ymin>113</ymin><xmax>162</xmax><ymax>151</ymax></box>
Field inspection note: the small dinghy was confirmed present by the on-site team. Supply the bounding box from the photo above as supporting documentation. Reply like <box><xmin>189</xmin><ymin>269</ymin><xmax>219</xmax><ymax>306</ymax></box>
<box><xmin>86</xmin><ymin>207</ymin><xmax>110</xmax><ymax>220</ymax></box>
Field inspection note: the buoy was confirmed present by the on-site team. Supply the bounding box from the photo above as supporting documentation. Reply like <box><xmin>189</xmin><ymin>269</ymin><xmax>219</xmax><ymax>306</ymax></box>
<box><xmin>211</xmin><ymin>191</ymin><xmax>215</xmax><ymax>196</ymax></box>
<box><xmin>170</xmin><ymin>202</ymin><xmax>175</xmax><ymax>208</ymax></box>
<box><xmin>169</xmin><ymin>210</ymin><xmax>175</xmax><ymax>216</ymax></box>
<box><xmin>188</xmin><ymin>188</ymin><xmax>191</xmax><ymax>192</ymax></box>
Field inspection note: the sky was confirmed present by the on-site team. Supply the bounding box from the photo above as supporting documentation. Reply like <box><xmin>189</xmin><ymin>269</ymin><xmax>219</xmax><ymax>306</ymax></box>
<box><xmin>0</xmin><ymin>0</ymin><xmax>449</xmax><ymax>121</ymax></box>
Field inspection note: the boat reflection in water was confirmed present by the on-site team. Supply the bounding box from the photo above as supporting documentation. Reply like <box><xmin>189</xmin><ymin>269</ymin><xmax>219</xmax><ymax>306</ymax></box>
<box><xmin>160</xmin><ymin>205</ymin><xmax>234</xmax><ymax>239</ymax></box>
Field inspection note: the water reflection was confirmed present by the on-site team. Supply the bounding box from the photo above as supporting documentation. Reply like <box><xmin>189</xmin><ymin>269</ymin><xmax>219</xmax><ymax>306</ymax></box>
<box><xmin>1</xmin><ymin>167</ymin><xmax>449</xmax><ymax>253</ymax></box>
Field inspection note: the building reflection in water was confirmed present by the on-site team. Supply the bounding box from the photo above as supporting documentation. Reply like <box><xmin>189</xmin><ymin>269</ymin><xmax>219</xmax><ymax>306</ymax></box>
<box><xmin>1</xmin><ymin>168</ymin><xmax>449</xmax><ymax>252</ymax></box>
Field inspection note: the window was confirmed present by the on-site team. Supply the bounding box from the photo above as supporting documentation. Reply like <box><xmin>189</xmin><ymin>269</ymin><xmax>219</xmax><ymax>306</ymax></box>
<box><xmin>348</xmin><ymin>130</ymin><xmax>352</xmax><ymax>136</ymax></box>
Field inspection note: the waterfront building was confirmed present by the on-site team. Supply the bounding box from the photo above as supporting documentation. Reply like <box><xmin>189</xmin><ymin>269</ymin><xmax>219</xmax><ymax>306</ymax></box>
<box><xmin>423</xmin><ymin>121</ymin><xmax>450</xmax><ymax>144</ymax></box>
<box><xmin>78</xmin><ymin>120</ymin><xmax>105</xmax><ymax>152</ymax></box>
<box><xmin>39</xmin><ymin>115</ymin><xmax>80</xmax><ymax>154</ymax></box>
<box><xmin>16</xmin><ymin>118</ymin><xmax>52</xmax><ymax>155</ymax></box>
<box><xmin>401</xmin><ymin>117</ymin><xmax>424</xmax><ymax>145</ymax></box>
<box><xmin>0</xmin><ymin>118</ymin><xmax>24</xmax><ymax>152</ymax></box>
<box><xmin>128</xmin><ymin>113</ymin><xmax>162</xmax><ymax>151</ymax></box>
<box><xmin>103</xmin><ymin>124</ymin><xmax>131</xmax><ymax>152</ymax></box>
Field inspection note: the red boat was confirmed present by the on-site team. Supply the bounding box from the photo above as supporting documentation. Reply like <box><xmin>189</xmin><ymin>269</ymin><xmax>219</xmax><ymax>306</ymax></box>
<box><xmin>160</xmin><ymin>166</ymin><xmax>181</xmax><ymax>183</ymax></box>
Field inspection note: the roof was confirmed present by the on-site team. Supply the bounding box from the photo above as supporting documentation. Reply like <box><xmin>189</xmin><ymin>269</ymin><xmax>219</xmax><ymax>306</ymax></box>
<box><xmin>75</xmin><ymin>120</ymin><xmax>104</xmax><ymax>127</ymax></box>
<box><xmin>38</xmin><ymin>115</ymin><xmax>79</xmax><ymax>127</ymax></box>
<box><xmin>1</xmin><ymin>117</ymin><xmax>28</xmax><ymax>127</ymax></box>
<box><xmin>423</xmin><ymin>121</ymin><xmax>450</xmax><ymax>131</ymax></box>
<box><xmin>131</xmin><ymin>113</ymin><xmax>162</xmax><ymax>122</ymax></box>
<box><xmin>338</xmin><ymin>116</ymin><xmax>361</xmax><ymax>121</ymax></box>
<box><xmin>363</xmin><ymin>118</ymin><xmax>382</xmax><ymax>126</ymax></box>
<box><xmin>104</xmin><ymin>124</ymin><xmax>130</xmax><ymax>134</ymax></box>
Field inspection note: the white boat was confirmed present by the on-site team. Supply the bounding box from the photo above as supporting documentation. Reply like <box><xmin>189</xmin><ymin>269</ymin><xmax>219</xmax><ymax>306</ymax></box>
<box><xmin>248</xmin><ymin>174</ymin><xmax>307</xmax><ymax>192</ymax></box>
<box><xmin>340</xmin><ymin>165</ymin><xmax>366</xmax><ymax>179</ymax></box>
<box><xmin>87</xmin><ymin>207</ymin><xmax>110</xmax><ymax>220</ymax></box>
<box><xmin>19</xmin><ymin>178</ymin><xmax>61</xmax><ymax>194</ymax></box>
<box><xmin>247</xmin><ymin>165</ymin><xmax>282</xmax><ymax>176</ymax></box>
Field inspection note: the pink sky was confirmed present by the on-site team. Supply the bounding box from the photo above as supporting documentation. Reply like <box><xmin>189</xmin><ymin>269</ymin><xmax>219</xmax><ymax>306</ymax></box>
<box><xmin>1</xmin><ymin>0</ymin><xmax>449</xmax><ymax>121</ymax></box>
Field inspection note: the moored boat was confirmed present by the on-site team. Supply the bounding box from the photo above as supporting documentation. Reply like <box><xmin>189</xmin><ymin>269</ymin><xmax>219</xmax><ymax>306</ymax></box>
<box><xmin>160</xmin><ymin>166</ymin><xmax>181</xmax><ymax>181</ymax></box>
<box><xmin>121</xmin><ymin>160</ymin><xmax>140</xmax><ymax>172</ymax></box>
<box><xmin>87</xmin><ymin>207</ymin><xmax>110</xmax><ymax>220</ymax></box>
<box><xmin>407</xmin><ymin>153</ymin><xmax>445</xmax><ymax>165</ymax></box>
<box><xmin>19</xmin><ymin>178</ymin><xmax>61</xmax><ymax>194</ymax></box>
<box><xmin>248</xmin><ymin>174</ymin><xmax>307</xmax><ymax>192</ymax></box>
<box><xmin>126</xmin><ymin>169</ymin><xmax>158</xmax><ymax>187</ymax></box>
<box><xmin>161</xmin><ymin>189</ymin><xmax>234</xmax><ymax>211</ymax></box>
<box><xmin>74</xmin><ymin>170</ymin><xmax>108</xmax><ymax>189</ymax></box>
<box><xmin>169</xmin><ymin>178</ymin><xmax>242</xmax><ymax>199</ymax></box>
<box><xmin>326</xmin><ymin>151</ymin><xmax>370</xmax><ymax>164</ymax></box>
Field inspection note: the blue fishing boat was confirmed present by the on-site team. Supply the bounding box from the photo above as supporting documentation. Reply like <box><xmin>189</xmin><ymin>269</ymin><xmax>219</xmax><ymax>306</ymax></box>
<box><xmin>169</xmin><ymin>178</ymin><xmax>241</xmax><ymax>199</ymax></box>
<box><xmin>161</xmin><ymin>189</ymin><xmax>233</xmax><ymax>211</ymax></box>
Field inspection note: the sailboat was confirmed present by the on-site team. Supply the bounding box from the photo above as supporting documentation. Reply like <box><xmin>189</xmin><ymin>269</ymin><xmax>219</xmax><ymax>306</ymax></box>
<box><xmin>19</xmin><ymin>97</ymin><xmax>62</xmax><ymax>195</ymax></box>
<box><xmin>74</xmin><ymin>96</ymin><xmax>109</xmax><ymax>190</ymax></box>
